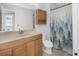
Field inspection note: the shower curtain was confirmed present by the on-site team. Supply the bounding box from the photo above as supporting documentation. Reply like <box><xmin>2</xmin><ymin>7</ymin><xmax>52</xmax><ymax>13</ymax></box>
<box><xmin>50</xmin><ymin>4</ymin><xmax>72</xmax><ymax>54</ymax></box>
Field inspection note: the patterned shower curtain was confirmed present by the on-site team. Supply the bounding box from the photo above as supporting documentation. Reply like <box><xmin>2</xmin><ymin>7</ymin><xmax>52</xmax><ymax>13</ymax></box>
<box><xmin>50</xmin><ymin>4</ymin><xmax>72</xmax><ymax>52</ymax></box>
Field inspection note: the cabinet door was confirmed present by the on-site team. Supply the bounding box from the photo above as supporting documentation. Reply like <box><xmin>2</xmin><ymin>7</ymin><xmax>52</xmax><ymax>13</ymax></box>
<box><xmin>26</xmin><ymin>41</ymin><xmax>35</xmax><ymax>56</ymax></box>
<box><xmin>13</xmin><ymin>44</ymin><xmax>26</xmax><ymax>56</ymax></box>
<box><xmin>35</xmin><ymin>39</ymin><xmax>43</xmax><ymax>56</ymax></box>
<box><xmin>0</xmin><ymin>48</ymin><xmax>12</xmax><ymax>56</ymax></box>
<box><xmin>36</xmin><ymin>9</ymin><xmax>46</xmax><ymax>24</ymax></box>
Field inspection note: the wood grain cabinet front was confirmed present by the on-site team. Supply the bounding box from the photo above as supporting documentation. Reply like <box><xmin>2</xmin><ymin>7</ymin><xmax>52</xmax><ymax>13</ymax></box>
<box><xmin>35</xmin><ymin>9</ymin><xmax>47</xmax><ymax>24</ymax></box>
<box><xmin>12</xmin><ymin>44</ymin><xmax>26</xmax><ymax>56</ymax></box>
<box><xmin>35</xmin><ymin>39</ymin><xmax>43</xmax><ymax>56</ymax></box>
<box><xmin>26</xmin><ymin>41</ymin><xmax>35</xmax><ymax>56</ymax></box>
<box><xmin>26</xmin><ymin>39</ymin><xmax>43</xmax><ymax>56</ymax></box>
<box><xmin>0</xmin><ymin>34</ymin><xmax>42</xmax><ymax>56</ymax></box>
<box><xmin>0</xmin><ymin>48</ymin><xmax>12</xmax><ymax>56</ymax></box>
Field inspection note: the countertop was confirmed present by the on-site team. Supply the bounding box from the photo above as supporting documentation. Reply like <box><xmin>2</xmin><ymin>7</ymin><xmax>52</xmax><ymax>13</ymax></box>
<box><xmin>0</xmin><ymin>30</ymin><xmax>42</xmax><ymax>44</ymax></box>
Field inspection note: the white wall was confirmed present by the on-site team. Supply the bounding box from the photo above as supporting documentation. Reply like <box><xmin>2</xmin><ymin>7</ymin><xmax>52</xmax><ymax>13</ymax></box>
<box><xmin>76</xmin><ymin>3</ymin><xmax>79</xmax><ymax>55</ymax></box>
<box><xmin>77</xmin><ymin>3</ymin><xmax>79</xmax><ymax>56</ymax></box>
<box><xmin>72</xmin><ymin>3</ymin><xmax>79</xmax><ymax>56</ymax></box>
<box><xmin>72</xmin><ymin>3</ymin><xmax>79</xmax><ymax>55</ymax></box>
<box><xmin>35</xmin><ymin>3</ymin><xmax>51</xmax><ymax>42</ymax></box>
<box><xmin>71</xmin><ymin>3</ymin><xmax>79</xmax><ymax>56</ymax></box>
<box><xmin>8</xmin><ymin>3</ymin><xmax>35</xmax><ymax>10</ymax></box>
<box><xmin>0</xmin><ymin>3</ymin><xmax>34</xmax><ymax>31</ymax></box>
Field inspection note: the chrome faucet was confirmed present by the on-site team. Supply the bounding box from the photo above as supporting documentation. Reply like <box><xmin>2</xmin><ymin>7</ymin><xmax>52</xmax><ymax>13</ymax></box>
<box><xmin>17</xmin><ymin>25</ymin><xmax>24</xmax><ymax>34</ymax></box>
<box><xmin>18</xmin><ymin>28</ymin><xmax>24</xmax><ymax>34</ymax></box>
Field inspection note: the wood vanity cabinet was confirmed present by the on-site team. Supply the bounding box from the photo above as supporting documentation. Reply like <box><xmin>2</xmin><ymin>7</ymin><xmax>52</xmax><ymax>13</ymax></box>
<box><xmin>35</xmin><ymin>39</ymin><xmax>43</xmax><ymax>56</ymax></box>
<box><xmin>0</xmin><ymin>48</ymin><xmax>12</xmax><ymax>56</ymax></box>
<box><xmin>0</xmin><ymin>34</ymin><xmax>42</xmax><ymax>56</ymax></box>
<box><xmin>26</xmin><ymin>41</ymin><xmax>35</xmax><ymax>56</ymax></box>
<box><xmin>12</xmin><ymin>44</ymin><xmax>26</xmax><ymax>56</ymax></box>
<box><xmin>26</xmin><ymin>39</ymin><xmax>43</xmax><ymax>56</ymax></box>
<box><xmin>35</xmin><ymin>9</ymin><xmax>47</xmax><ymax>24</ymax></box>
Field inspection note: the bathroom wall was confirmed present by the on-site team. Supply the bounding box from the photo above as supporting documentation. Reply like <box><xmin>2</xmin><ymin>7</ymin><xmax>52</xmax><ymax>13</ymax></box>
<box><xmin>8</xmin><ymin>3</ymin><xmax>36</xmax><ymax>10</ymax></box>
<box><xmin>35</xmin><ymin>3</ymin><xmax>51</xmax><ymax>42</ymax></box>
<box><xmin>72</xmin><ymin>3</ymin><xmax>79</xmax><ymax>55</ymax></box>
<box><xmin>0</xmin><ymin>3</ymin><xmax>34</xmax><ymax>31</ymax></box>
<box><xmin>77</xmin><ymin>3</ymin><xmax>79</xmax><ymax>56</ymax></box>
<box><xmin>72</xmin><ymin>4</ymin><xmax>78</xmax><ymax>55</ymax></box>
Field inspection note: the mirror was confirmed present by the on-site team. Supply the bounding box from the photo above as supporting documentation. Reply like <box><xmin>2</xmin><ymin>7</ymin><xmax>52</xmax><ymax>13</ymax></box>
<box><xmin>0</xmin><ymin>8</ymin><xmax>15</xmax><ymax>32</ymax></box>
<box><xmin>0</xmin><ymin>3</ymin><xmax>34</xmax><ymax>32</ymax></box>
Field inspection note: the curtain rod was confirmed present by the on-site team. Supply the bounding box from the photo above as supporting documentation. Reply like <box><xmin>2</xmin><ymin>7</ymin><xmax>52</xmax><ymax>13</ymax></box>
<box><xmin>50</xmin><ymin>3</ymin><xmax>72</xmax><ymax>11</ymax></box>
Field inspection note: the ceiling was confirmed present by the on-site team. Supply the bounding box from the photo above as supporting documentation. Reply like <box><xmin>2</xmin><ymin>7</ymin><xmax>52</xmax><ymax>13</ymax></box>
<box><xmin>7</xmin><ymin>3</ymin><xmax>36</xmax><ymax>10</ymax></box>
<box><xmin>7</xmin><ymin>3</ymin><xmax>70</xmax><ymax>10</ymax></box>
<box><xmin>50</xmin><ymin>3</ymin><xmax>70</xmax><ymax>9</ymax></box>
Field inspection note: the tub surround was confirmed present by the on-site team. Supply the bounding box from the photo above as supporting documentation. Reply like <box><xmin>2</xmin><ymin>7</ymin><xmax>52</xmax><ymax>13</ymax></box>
<box><xmin>0</xmin><ymin>30</ymin><xmax>43</xmax><ymax>56</ymax></box>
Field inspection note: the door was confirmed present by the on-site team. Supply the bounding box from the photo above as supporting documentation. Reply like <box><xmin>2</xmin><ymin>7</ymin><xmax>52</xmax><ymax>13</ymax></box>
<box><xmin>26</xmin><ymin>41</ymin><xmax>35</xmax><ymax>56</ymax></box>
<box><xmin>13</xmin><ymin>44</ymin><xmax>26</xmax><ymax>56</ymax></box>
<box><xmin>35</xmin><ymin>39</ymin><xmax>43</xmax><ymax>56</ymax></box>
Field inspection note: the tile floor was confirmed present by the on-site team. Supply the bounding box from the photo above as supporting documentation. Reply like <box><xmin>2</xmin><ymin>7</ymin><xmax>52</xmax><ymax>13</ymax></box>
<box><xmin>43</xmin><ymin>48</ymin><xmax>72</xmax><ymax>56</ymax></box>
